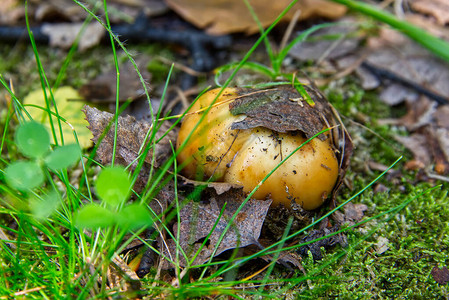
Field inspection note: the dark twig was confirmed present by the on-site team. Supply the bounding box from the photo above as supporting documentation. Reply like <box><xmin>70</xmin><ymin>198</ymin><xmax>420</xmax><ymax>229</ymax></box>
<box><xmin>361</xmin><ymin>61</ymin><xmax>449</xmax><ymax>105</ymax></box>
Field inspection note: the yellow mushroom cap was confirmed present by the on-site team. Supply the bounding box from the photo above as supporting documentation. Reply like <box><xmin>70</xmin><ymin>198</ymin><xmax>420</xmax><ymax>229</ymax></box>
<box><xmin>176</xmin><ymin>87</ymin><xmax>339</xmax><ymax>210</ymax></box>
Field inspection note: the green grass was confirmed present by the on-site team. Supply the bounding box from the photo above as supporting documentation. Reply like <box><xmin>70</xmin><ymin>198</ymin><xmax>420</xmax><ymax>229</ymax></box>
<box><xmin>1</xmin><ymin>0</ymin><xmax>449</xmax><ymax>299</ymax></box>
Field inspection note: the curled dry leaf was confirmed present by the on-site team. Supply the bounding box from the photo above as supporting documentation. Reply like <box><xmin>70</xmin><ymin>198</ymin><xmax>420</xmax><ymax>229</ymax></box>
<box><xmin>83</xmin><ymin>105</ymin><xmax>177</xmax><ymax>173</ymax></box>
<box><xmin>165</xmin><ymin>0</ymin><xmax>346</xmax><ymax>35</ymax></box>
<box><xmin>160</xmin><ymin>187</ymin><xmax>272</xmax><ymax>268</ymax></box>
<box><xmin>229</xmin><ymin>86</ymin><xmax>336</xmax><ymax>139</ymax></box>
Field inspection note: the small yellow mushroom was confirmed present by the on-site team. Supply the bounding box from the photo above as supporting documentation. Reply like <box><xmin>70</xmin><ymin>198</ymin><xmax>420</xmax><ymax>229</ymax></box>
<box><xmin>176</xmin><ymin>88</ymin><xmax>339</xmax><ymax>210</ymax></box>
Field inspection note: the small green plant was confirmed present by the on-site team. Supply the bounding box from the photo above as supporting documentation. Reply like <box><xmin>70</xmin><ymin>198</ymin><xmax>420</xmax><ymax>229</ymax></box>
<box><xmin>4</xmin><ymin>121</ymin><xmax>80</xmax><ymax>218</ymax></box>
<box><xmin>75</xmin><ymin>166</ymin><xmax>154</xmax><ymax>230</ymax></box>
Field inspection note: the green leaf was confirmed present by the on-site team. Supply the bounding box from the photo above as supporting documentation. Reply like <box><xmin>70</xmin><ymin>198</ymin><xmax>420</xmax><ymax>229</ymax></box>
<box><xmin>30</xmin><ymin>191</ymin><xmax>60</xmax><ymax>220</ymax></box>
<box><xmin>15</xmin><ymin>122</ymin><xmax>50</xmax><ymax>158</ymax></box>
<box><xmin>5</xmin><ymin>161</ymin><xmax>44</xmax><ymax>191</ymax></box>
<box><xmin>95</xmin><ymin>166</ymin><xmax>132</xmax><ymax>207</ymax></box>
<box><xmin>75</xmin><ymin>204</ymin><xmax>116</xmax><ymax>229</ymax></box>
<box><xmin>117</xmin><ymin>203</ymin><xmax>153</xmax><ymax>230</ymax></box>
<box><xmin>45</xmin><ymin>144</ymin><xmax>81</xmax><ymax>171</ymax></box>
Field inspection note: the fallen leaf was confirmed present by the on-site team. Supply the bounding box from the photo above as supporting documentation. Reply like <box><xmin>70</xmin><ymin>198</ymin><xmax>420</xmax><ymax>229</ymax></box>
<box><xmin>411</xmin><ymin>0</ymin><xmax>449</xmax><ymax>26</ymax></box>
<box><xmin>24</xmin><ymin>86</ymin><xmax>93</xmax><ymax>149</ymax></box>
<box><xmin>41</xmin><ymin>22</ymin><xmax>105</xmax><ymax>51</ymax></box>
<box><xmin>435</xmin><ymin>128</ymin><xmax>449</xmax><ymax>165</ymax></box>
<box><xmin>33</xmin><ymin>0</ymin><xmax>86</xmax><ymax>23</ymax></box>
<box><xmin>161</xmin><ymin>187</ymin><xmax>272</xmax><ymax>268</ymax></box>
<box><xmin>398</xmin><ymin>98</ymin><xmax>437</xmax><ymax>131</ymax></box>
<box><xmin>359</xmin><ymin>28</ymin><xmax>449</xmax><ymax>105</ymax></box>
<box><xmin>164</xmin><ymin>0</ymin><xmax>346</xmax><ymax>35</ymax></box>
<box><xmin>332</xmin><ymin>27</ymin><xmax>449</xmax><ymax>175</ymax></box>
<box><xmin>431</xmin><ymin>266</ymin><xmax>449</xmax><ymax>285</ymax></box>
<box><xmin>229</xmin><ymin>86</ymin><xmax>336</xmax><ymax>140</ymax></box>
<box><xmin>434</xmin><ymin>105</ymin><xmax>449</xmax><ymax>128</ymax></box>
<box><xmin>83</xmin><ymin>106</ymin><xmax>177</xmax><ymax>169</ymax></box>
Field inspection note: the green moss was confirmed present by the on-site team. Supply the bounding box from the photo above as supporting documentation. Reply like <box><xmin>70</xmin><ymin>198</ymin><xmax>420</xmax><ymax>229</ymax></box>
<box><xmin>291</xmin><ymin>184</ymin><xmax>448</xmax><ymax>299</ymax></box>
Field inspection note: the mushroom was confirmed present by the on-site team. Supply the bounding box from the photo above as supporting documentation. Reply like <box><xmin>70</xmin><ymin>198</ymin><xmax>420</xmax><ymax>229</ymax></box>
<box><xmin>176</xmin><ymin>86</ymin><xmax>347</xmax><ymax>210</ymax></box>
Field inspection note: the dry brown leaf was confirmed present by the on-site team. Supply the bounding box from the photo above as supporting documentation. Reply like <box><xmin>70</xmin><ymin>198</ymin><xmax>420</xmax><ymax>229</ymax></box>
<box><xmin>346</xmin><ymin>28</ymin><xmax>449</xmax><ymax>175</ymax></box>
<box><xmin>161</xmin><ymin>188</ymin><xmax>272</xmax><ymax>268</ymax></box>
<box><xmin>229</xmin><ymin>86</ymin><xmax>337</xmax><ymax>140</ymax></box>
<box><xmin>83</xmin><ymin>106</ymin><xmax>177</xmax><ymax>169</ymax></box>
<box><xmin>411</xmin><ymin>0</ymin><xmax>449</xmax><ymax>26</ymax></box>
<box><xmin>164</xmin><ymin>0</ymin><xmax>346</xmax><ymax>35</ymax></box>
<box><xmin>398</xmin><ymin>97</ymin><xmax>437</xmax><ymax>131</ymax></box>
<box><xmin>434</xmin><ymin>105</ymin><xmax>449</xmax><ymax>128</ymax></box>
